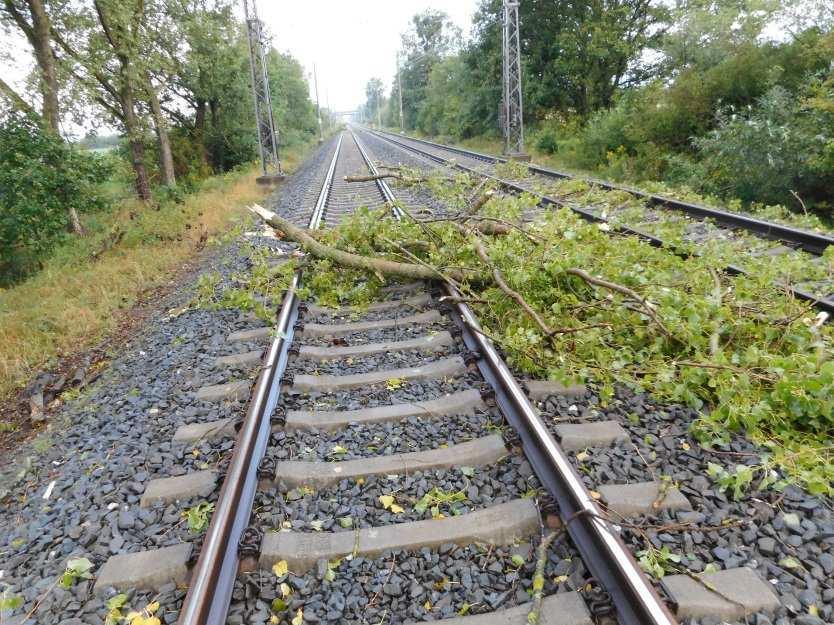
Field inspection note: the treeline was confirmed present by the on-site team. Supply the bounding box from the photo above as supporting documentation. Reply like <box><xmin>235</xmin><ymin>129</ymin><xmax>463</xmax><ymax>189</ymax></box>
<box><xmin>0</xmin><ymin>0</ymin><xmax>325</xmax><ymax>283</ymax></box>
<box><xmin>364</xmin><ymin>0</ymin><xmax>834</xmax><ymax>213</ymax></box>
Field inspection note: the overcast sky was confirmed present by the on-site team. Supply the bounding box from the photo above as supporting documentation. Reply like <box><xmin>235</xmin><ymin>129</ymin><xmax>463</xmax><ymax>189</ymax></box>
<box><xmin>256</xmin><ymin>0</ymin><xmax>480</xmax><ymax>112</ymax></box>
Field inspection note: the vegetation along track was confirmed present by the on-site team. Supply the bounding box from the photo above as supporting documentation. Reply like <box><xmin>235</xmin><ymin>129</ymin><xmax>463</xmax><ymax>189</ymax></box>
<box><xmin>2</xmin><ymin>129</ymin><xmax>830</xmax><ymax>625</ymax></box>
<box><xmin>369</xmin><ymin>128</ymin><xmax>834</xmax><ymax>314</ymax></box>
<box><xmin>65</xmin><ymin>128</ymin><xmax>670</xmax><ymax>625</ymax></box>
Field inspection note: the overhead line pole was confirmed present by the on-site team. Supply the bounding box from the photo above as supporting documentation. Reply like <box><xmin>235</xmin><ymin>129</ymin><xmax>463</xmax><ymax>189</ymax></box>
<box><xmin>502</xmin><ymin>0</ymin><xmax>528</xmax><ymax>160</ymax></box>
<box><xmin>313</xmin><ymin>63</ymin><xmax>323</xmax><ymax>142</ymax></box>
<box><xmin>243</xmin><ymin>0</ymin><xmax>284</xmax><ymax>184</ymax></box>
<box><xmin>397</xmin><ymin>52</ymin><xmax>404</xmax><ymax>132</ymax></box>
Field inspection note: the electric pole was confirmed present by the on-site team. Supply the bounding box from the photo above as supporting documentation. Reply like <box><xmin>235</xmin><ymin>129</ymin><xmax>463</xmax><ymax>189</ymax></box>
<box><xmin>313</xmin><ymin>64</ymin><xmax>323</xmax><ymax>142</ymax></box>
<box><xmin>243</xmin><ymin>0</ymin><xmax>284</xmax><ymax>183</ymax></box>
<box><xmin>502</xmin><ymin>0</ymin><xmax>528</xmax><ymax>160</ymax></box>
<box><xmin>376</xmin><ymin>85</ymin><xmax>382</xmax><ymax>128</ymax></box>
<box><xmin>397</xmin><ymin>52</ymin><xmax>404</xmax><ymax>132</ymax></box>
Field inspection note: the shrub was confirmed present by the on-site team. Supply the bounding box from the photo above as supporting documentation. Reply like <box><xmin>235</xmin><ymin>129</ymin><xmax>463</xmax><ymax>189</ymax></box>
<box><xmin>535</xmin><ymin>128</ymin><xmax>559</xmax><ymax>154</ymax></box>
<box><xmin>692</xmin><ymin>86</ymin><xmax>812</xmax><ymax>206</ymax></box>
<box><xmin>0</xmin><ymin>112</ymin><xmax>111</xmax><ymax>283</ymax></box>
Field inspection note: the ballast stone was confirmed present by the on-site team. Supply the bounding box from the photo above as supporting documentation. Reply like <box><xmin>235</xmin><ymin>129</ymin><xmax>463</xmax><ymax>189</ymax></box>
<box><xmin>140</xmin><ymin>470</ymin><xmax>216</xmax><ymax>507</ymax></box>
<box><xmin>661</xmin><ymin>567</ymin><xmax>780</xmax><ymax>620</ymax></box>
<box><xmin>195</xmin><ymin>379</ymin><xmax>251</xmax><ymax>402</ymax></box>
<box><xmin>260</xmin><ymin>499</ymin><xmax>538</xmax><ymax>573</ymax></box>
<box><xmin>435</xmin><ymin>592</ymin><xmax>592</xmax><ymax>625</ymax></box>
<box><xmin>285</xmin><ymin>388</ymin><xmax>485</xmax><ymax>431</ymax></box>
<box><xmin>298</xmin><ymin>309</ymin><xmax>441</xmax><ymax>338</ymax></box>
<box><xmin>94</xmin><ymin>543</ymin><xmax>192</xmax><ymax>593</ymax></box>
<box><xmin>297</xmin><ymin>331</ymin><xmax>453</xmax><ymax>361</ymax></box>
<box><xmin>291</xmin><ymin>356</ymin><xmax>466</xmax><ymax>393</ymax></box>
<box><xmin>272</xmin><ymin>434</ymin><xmax>506</xmax><ymax>489</ymax></box>
<box><xmin>553</xmin><ymin>421</ymin><xmax>629</xmax><ymax>451</ymax></box>
<box><xmin>597</xmin><ymin>481</ymin><xmax>692</xmax><ymax>517</ymax></box>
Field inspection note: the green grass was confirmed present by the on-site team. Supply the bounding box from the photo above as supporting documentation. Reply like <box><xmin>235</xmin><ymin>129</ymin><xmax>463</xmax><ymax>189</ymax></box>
<box><xmin>0</xmin><ymin>140</ymin><xmax>319</xmax><ymax>412</ymax></box>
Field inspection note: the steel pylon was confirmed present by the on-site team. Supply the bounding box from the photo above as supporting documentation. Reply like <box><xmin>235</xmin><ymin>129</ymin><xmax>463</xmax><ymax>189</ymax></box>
<box><xmin>243</xmin><ymin>0</ymin><xmax>283</xmax><ymax>180</ymax></box>
<box><xmin>502</xmin><ymin>0</ymin><xmax>526</xmax><ymax>157</ymax></box>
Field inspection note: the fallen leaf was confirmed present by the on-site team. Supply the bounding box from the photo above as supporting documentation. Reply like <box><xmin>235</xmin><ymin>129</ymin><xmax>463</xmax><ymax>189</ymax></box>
<box><xmin>379</xmin><ymin>494</ymin><xmax>395</xmax><ymax>509</ymax></box>
<box><xmin>389</xmin><ymin>503</ymin><xmax>404</xmax><ymax>514</ymax></box>
<box><xmin>272</xmin><ymin>560</ymin><xmax>289</xmax><ymax>577</ymax></box>
<box><xmin>291</xmin><ymin>608</ymin><xmax>303</xmax><ymax>625</ymax></box>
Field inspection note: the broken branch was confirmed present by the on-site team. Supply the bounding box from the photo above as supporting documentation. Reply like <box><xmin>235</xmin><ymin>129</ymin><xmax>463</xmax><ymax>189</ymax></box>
<box><xmin>249</xmin><ymin>204</ymin><xmax>467</xmax><ymax>282</ymax></box>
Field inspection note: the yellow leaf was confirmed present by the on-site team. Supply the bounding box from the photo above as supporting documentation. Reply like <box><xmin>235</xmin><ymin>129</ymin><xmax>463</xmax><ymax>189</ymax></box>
<box><xmin>280</xmin><ymin>582</ymin><xmax>291</xmax><ymax>597</ymax></box>
<box><xmin>357</xmin><ymin>477</ymin><xmax>365</xmax><ymax>486</ymax></box>
<box><xmin>389</xmin><ymin>504</ymin><xmax>404</xmax><ymax>514</ymax></box>
<box><xmin>575</xmin><ymin>451</ymin><xmax>589</xmax><ymax>462</ymax></box>
<box><xmin>272</xmin><ymin>560</ymin><xmax>289</xmax><ymax>577</ymax></box>
<box><xmin>130</xmin><ymin>617</ymin><xmax>161</xmax><ymax>625</ymax></box>
<box><xmin>291</xmin><ymin>608</ymin><xmax>303</xmax><ymax>625</ymax></box>
<box><xmin>270</xmin><ymin>616</ymin><xmax>279</xmax><ymax>625</ymax></box>
<box><xmin>423</xmin><ymin>600</ymin><xmax>432</xmax><ymax>611</ymax></box>
<box><xmin>589</xmin><ymin>490</ymin><xmax>601</xmax><ymax>500</ymax></box>
<box><xmin>146</xmin><ymin>602</ymin><xmax>160</xmax><ymax>615</ymax></box>
<box><xmin>378</xmin><ymin>495</ymin><xmax>395</xmax><ymax>509</ymax></box>
<box><xmin>680</xmin><ymin>442</ymin><xmax>690</xmax><ymax>451</ymax></box>
<box><xmin>553</xmin><ymin>575</ymin><xmax>569</xmax><ymax>583</ymax></box>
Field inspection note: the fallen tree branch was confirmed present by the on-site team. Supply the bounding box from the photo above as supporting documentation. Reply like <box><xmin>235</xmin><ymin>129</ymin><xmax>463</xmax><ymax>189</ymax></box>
<box><xmin>527</xmin><ymin>530</ymin><xmax>563</xmax><ymax>625</ymax></box>
<box><xmin>249</xmin><ymin>204</ymin><xmax>467</xmax><ymax>282</ymax></box>
<box><xmin>344</xmin><ymin>173</ymin><xmax>427</xmax><ymax>184</ymax></box>
<box><xmin>453</xmin><ymin>222</ymin><xmax>557</xmax><ymax>339</ymax></box>
<box><xmin>565</xmin><ymin>268</ymin><xmax>673</xmax><ymax>339</ymax></box>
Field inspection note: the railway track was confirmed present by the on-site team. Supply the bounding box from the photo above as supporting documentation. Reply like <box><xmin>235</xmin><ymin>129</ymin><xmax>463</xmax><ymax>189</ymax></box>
<box><xmin>365</xmin><ymin>128</ymin><xmax>834</xmax><ymax>315</ymax></box>
<box><xmin>8</xmin><ymin>129</ymin><xmax>823</xmax><ymax>625</ymax></box>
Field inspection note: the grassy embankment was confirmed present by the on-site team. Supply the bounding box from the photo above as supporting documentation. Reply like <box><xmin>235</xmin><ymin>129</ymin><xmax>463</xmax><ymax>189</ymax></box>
<box><xmin>0</xmin><ymin>142</ymin><xmax>316</xmax><ymax>420</ymax></box>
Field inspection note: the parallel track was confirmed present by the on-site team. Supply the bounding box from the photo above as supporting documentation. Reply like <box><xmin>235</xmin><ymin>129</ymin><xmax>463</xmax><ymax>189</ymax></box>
<box><xmin>368</xmin><ymin>128</ymin><xmax>834</xmax><ymax>315</ymax></box>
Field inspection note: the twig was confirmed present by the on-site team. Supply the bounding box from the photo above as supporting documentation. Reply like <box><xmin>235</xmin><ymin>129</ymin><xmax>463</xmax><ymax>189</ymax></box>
<box><xmin>527</xmin><ymin>530</ymin><xmax>563</xmax><ymax>625</ymax></box>
<box><xmin>790</xmin><ymin>190</ymin><xmax>808</xmax><ymax>216</ymax></box>
<box><xmin>565</xmin><ymin>268</ymin><xmax>674</xmax><ymax>339</ymax></box>
<box><xmin>368</xmin><ymin>558</ymin><xmax>396</xmax><ymax>607</ymax></box>
<box><xmin>344</xmin><ymin>173</ymin><xmax>426</xmax><ymax>184</ymax></box>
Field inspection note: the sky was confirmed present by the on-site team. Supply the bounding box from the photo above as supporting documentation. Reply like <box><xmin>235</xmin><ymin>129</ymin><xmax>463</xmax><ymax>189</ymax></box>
<box><xmin>254</xmin><ymin>0</ymin><xmax>480</xmax><ymax>112</ymax></box>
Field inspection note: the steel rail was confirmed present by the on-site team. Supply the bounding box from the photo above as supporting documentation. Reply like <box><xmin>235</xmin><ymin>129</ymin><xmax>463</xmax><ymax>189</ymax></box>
<box><xmin>177</xmin><ymin>134</ymin><xmax>342</xmax><ymax>625</ymax></box>
<box><xmin>373</xmin><ymin>129</ymin><xmax>834</xmax><ymax>256</ymax></box>
<box><xmin>368</xmin><ymin>128</ymin><xmax>834</xmax><ymax>315</ymax></box>
<box><xmin>352</xmin><ymin>126</ymin><xmax>677</xmax><ymax>625</ymax></box>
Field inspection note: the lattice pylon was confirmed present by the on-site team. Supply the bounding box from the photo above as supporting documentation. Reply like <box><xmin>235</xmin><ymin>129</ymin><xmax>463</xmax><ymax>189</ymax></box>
<box><xmin>244</xmin><ymin>0</ymin><xmax>282</xmax><ymax>177</ymax></box>
<box><xmin>502</xmin><ymin>0</ymin><xmax>525</xmax><ymax>156</ymax></box>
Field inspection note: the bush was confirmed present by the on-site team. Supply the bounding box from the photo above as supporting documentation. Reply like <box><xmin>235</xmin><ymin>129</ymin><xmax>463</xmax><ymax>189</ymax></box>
<box><xmin>692</xmin><ymin>87</ymin><xmax>812</xmax><ymax>206</ymax></box>
<box><xmin>0</xmin><ymin>112</ymin><xmax>111</xmax><ymax>283</ymax></box>
<box><xmin>535</xmin><ymin>128</ymin><xmax>559</xmax><ymax>154</ymax></box>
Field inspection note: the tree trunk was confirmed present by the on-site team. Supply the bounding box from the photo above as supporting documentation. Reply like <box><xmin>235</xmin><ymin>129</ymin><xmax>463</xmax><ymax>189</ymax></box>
<box><xmin>194</xmin><ymin>99</ymin><xmax>210</xmax><ymax>170</ymax></box>
<box><xmin>120</xmin><ymin>80</ymin><xmax>151</xmax><ymax>201</ymax></box>
<box><xmin>209</xmin><ymin>99</ymin><xmax>223</xmax><ymax>171</ymax></box>
<box><xmin>146</xmin><ymin>74</ymin><xmax>176</xmax><ymax>186</ymax></box>
<box><xmin>26</xmin><ymin>0</ymin><xmax>60</xmax><ymax>132</ymax></box>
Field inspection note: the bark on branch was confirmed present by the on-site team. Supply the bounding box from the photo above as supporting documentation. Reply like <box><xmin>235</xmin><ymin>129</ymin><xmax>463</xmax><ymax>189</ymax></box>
<box><xmin>249</xmin><ymin>204</ymin><xmax>467</xmax><ymax>282</ymax></box>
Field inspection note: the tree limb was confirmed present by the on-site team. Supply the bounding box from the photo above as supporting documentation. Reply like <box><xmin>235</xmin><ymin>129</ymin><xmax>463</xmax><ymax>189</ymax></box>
<box><xmin>565</xmin><ymin>268</ymin><xmax>673</xmax><ymax>339</ymax></box>
<box><xmin>249</xmin><ymin>204</ymin><xmax>468</xmax><ymax>282</ymax></box>
<box><xmin>0</xmin><ymin>77</ymin><xmax>38</xmax><ymax>117</ymax></box>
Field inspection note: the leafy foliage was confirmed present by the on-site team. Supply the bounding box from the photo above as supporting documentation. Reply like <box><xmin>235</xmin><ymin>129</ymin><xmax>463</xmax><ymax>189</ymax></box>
<box><xmin>0</xmin><ymin>113</ymin><xmax>111</xmax><ymax>283</ymax></box>
<box><xmin>300</xmin><ymin>170</ymin><xmax>834</xmax><ymax>492</ymax></box>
